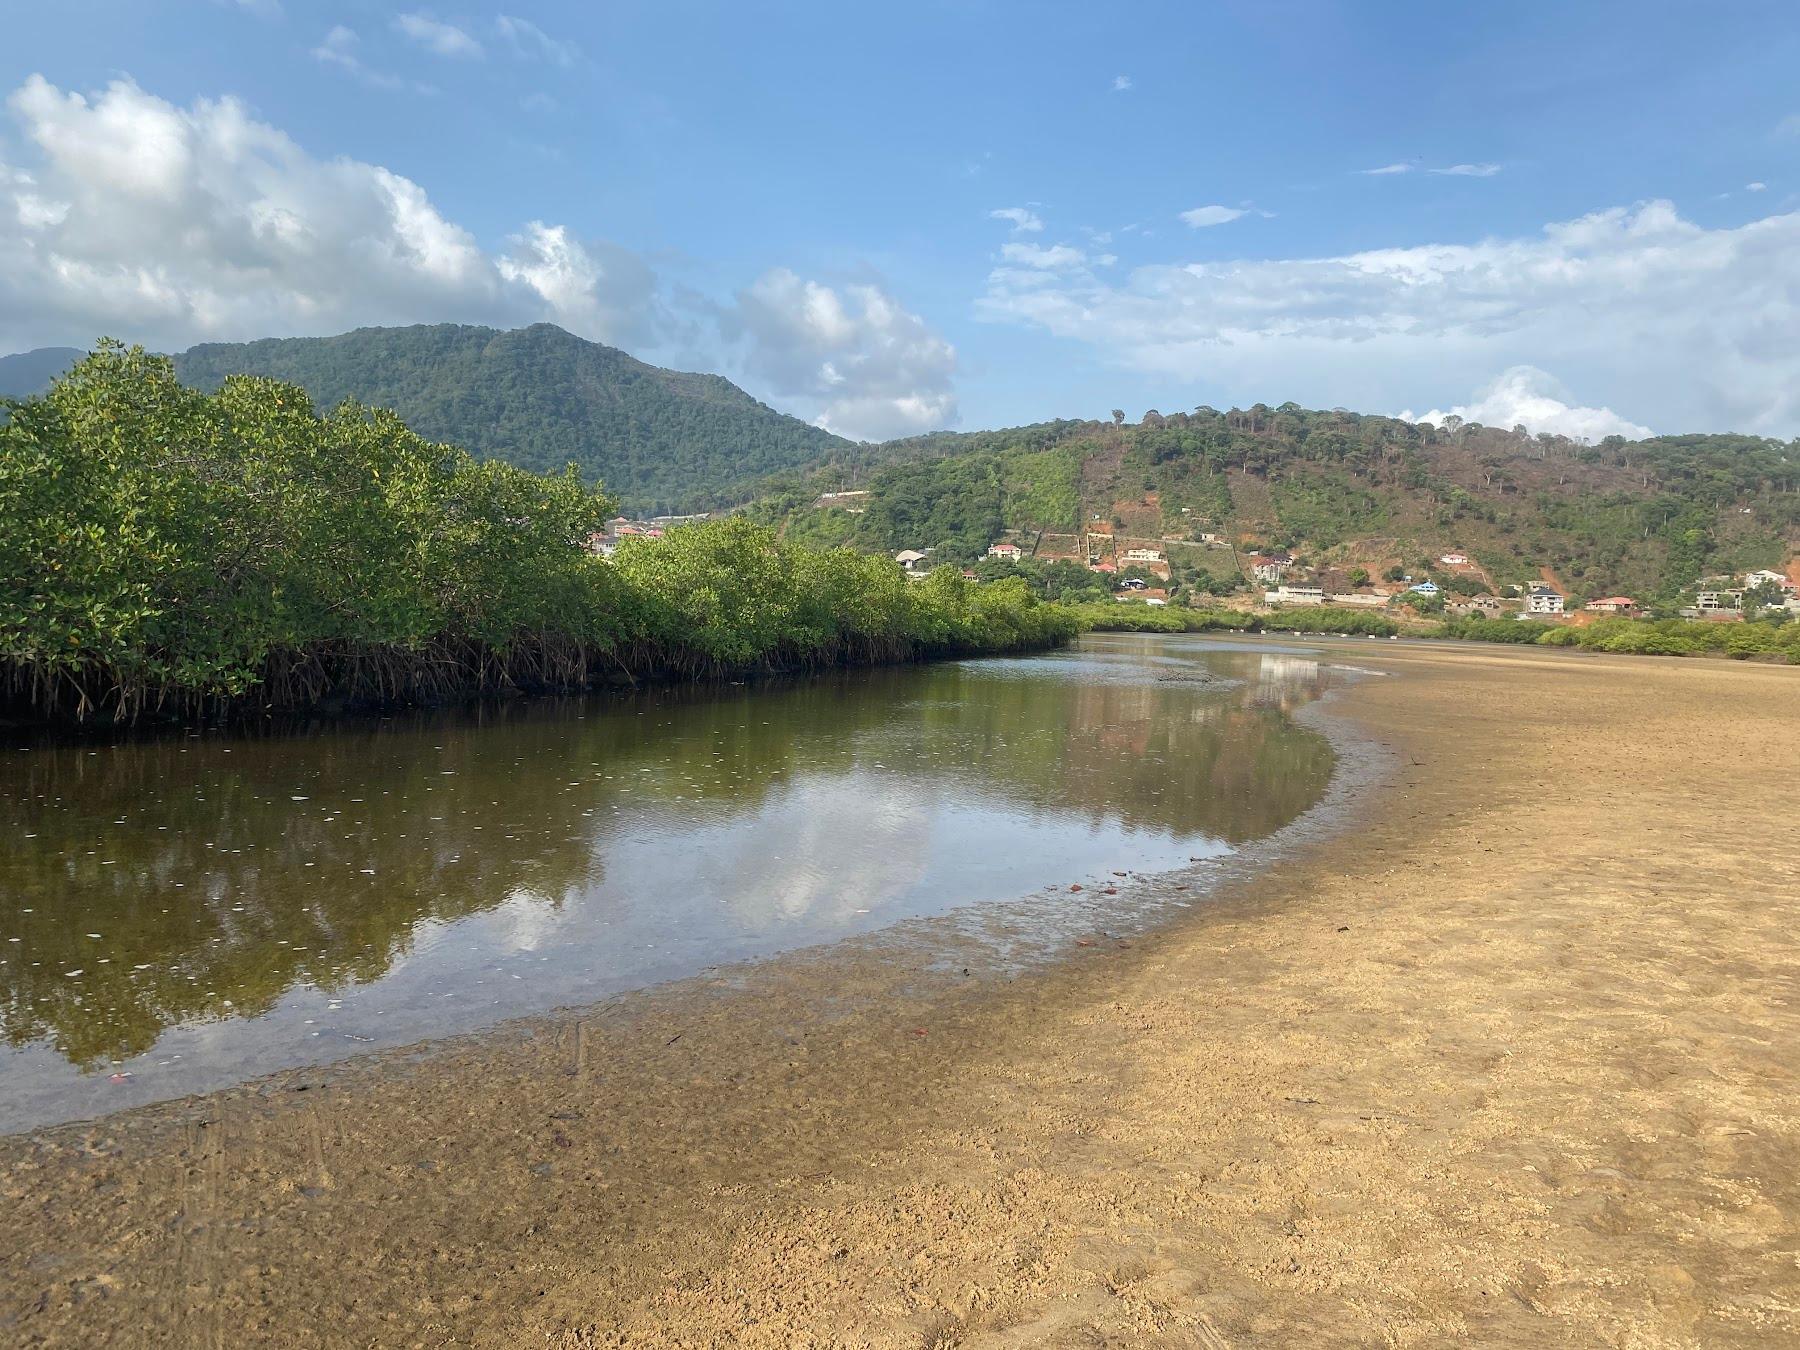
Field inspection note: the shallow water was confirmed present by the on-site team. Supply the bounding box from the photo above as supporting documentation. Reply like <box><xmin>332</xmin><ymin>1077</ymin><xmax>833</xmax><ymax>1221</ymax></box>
<box><xmin>0</xmin><ymin>635</ymin><xmax>1343</xmax><ymax>1130</ymax></box>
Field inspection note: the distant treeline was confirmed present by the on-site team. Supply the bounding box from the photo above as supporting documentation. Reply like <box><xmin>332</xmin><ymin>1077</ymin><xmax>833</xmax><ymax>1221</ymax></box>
<box><xmin>1074</xmin><ymin>606</ymin><xmax>1399</xmax><ymax>637</ymax></box>
<box><xmin>0</xmin><ymin>344</ymin><xmax>1075</xmax><ymax>725</ymax></box>
<box><xmin>1441</xmin><ymin>614</ymin><xmax>1800</xmax><ymax>659</ymax></box>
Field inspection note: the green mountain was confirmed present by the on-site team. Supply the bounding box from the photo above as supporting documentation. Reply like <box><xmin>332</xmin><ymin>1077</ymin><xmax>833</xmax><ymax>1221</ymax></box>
<box><xmin>0</xmin><ymin>347</ymin><xmax>84</xmax><ymax>399</ymax></box>
<box><xmin>167</xmin><ymin>324</ymin><xmax>851</xmax><ymax>511</ymax></box>
<box><xmin>745</xmin><ymin>406</ymin><xmax>1800</xmax><ymax>606</ymax></box>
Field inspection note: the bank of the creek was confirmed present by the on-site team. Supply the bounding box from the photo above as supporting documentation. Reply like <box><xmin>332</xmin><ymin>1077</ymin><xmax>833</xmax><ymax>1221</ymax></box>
<box><xmin>0</xmin><ymin>635</ymin><xmax>1354</xmax><ymax>1132</ymax></box>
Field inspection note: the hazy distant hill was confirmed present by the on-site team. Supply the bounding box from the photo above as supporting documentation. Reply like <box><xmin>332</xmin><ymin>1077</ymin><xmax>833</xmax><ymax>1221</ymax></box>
<box><xmin>0</xmin><ymin>347</ymin><xmax>83</xmax><ymax>399</ymax></box>
<box><xmin>166</xmin><ymin>324</ymin><xmax>852</xmax><ymax>511</ymax></box>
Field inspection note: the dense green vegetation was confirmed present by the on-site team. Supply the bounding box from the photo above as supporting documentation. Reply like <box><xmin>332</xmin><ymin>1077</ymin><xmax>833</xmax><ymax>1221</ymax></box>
<box><xmin>1438</xmin><ymin>613</ymin><xmax>1799</xmax><ymax>659</ymax></box>
<box><xmin>1534</xmin><ymin>616</ymin><xmax>1800</xmax><ymax>659</ymax></box>
<box><xmin>169</xmin><ymin>324</ymin><xmax>853</xmax><ymax>512</ymax></box>
<box><xmin>0</xmin><ymin>344</ymin><xmax>1074</xmax><ymax>725</ymax></box>
<box><xmin>1258</xmin><ymin>609</ymin><xmax>1401</xmax><ymax>636</ymax></box>
<box><xmin>752</xmin><ymin>405</ymin><xmax>1798</xmax><ymax>605</ymax></box>
<box><xmin>1438</xmin><ymin>617</ymin><xmax>1560</xmax><ymax>644</ymax></box>
<box><xmin>1070</xmin><ymin>606</ymin><xmax>1260</xmax><ymax>634</ymax></box>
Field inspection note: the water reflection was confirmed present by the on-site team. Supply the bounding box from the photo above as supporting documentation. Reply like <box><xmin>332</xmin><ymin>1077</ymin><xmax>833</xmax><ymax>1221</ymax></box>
<box><xmin>0</xmin><ymin>637</ymin><xmax>1345</xmax><ymax>1128</ymax></box>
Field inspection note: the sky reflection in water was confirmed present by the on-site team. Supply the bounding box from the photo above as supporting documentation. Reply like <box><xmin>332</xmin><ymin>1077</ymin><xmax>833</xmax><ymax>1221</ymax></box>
<box><xmin>0</xmin><ymin>636</ymin><xmax>1343</xmax><ymax>1129</ymax></box>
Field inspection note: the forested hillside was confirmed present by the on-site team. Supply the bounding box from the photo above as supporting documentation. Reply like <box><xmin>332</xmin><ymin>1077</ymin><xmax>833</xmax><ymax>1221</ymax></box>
<box><xmin>169</xmin><ymin>324</ymin><xmax>852</xmax><ymax>511</ymax></box>
<box><xmin>747</xmin><ymin>405</ymin><xmax>1800</xmax><ymax>605</ymax></box>
<box><xmin>0</xmin><ymin>348</ymin><xmax>84</xmax><ymax>399</ymax></box>
<box><xmin>9</xmin><ymin>327</ymin><xmax>1797</xmax><ymax>600</ymax></box>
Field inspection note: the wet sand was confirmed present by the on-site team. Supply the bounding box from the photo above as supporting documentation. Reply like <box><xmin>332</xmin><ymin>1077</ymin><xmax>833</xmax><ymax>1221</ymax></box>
<box><xmin>4</xmin><ymin>641</ymin><xmax>1798</xmax><ymax>1347</ymax></box>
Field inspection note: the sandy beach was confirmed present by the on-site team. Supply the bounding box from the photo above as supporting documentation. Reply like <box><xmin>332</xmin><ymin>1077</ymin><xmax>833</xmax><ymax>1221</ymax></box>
<box><xmin>4</xmin><ymin>640</ymin><xmax>1798</xmax><ymax>1347</ymax></box>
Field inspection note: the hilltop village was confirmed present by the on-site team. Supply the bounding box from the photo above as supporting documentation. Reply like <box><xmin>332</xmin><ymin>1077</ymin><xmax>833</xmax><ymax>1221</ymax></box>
<box><xmin>594</xmin><ymin>509</ymin><xmax>1800</xmax><ymax>630</ymax></box>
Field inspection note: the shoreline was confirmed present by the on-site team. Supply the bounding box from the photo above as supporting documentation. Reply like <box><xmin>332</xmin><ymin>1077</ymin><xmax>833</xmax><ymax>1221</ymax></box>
<box><xmin>4</xmin><ymin>640</ymin><xmax>1798</xmax><ymax>1346</ymax></box>
<box><xmin>0</xmin><ymin>635</ymin><xmax>1347</xmax><ymax>1134</ymax></box>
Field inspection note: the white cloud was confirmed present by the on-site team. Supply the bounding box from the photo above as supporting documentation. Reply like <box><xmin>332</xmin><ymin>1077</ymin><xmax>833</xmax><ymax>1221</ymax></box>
<box><xmin>1111</xmin><ymin>75</ymin><xmax>1133</xmax><ymax>92</ymax></box>
<box><xmin>723</xmin><ymin>269</ymin><xmax>957</xmax><ymax>440</ymax></box>
<box><xmin>0</xmin><ymin>74</ymin><xmax>961</xmax><ymax>440</ymax></box>
<box><xmin>1000</xmin><ymin>241</ymin><xmax>1085</xmax><ymax>269</ymax></box>
<box><xmin>495</xmin><ymin>15</ymin><xmax>582</xmax><ymax>67</ymax></box>
<box><xmin>311</xmin><ymin>26</ymin><xmax>429</xmax><ymax>93</ymax></box>
<box><xmin>978</xmin><ymin>198</ymin><xmax>1800</xmax><ymax>436</ymax></box>
<box><xmin>0</xmin><ymin>75</ymin><xmax>649</xmax><ymax>351</ymax></box>
<box><xmin>1432</xmin><ymin>162</ymin><xmax>1501</xmax><ymax>177</ymax></box>
<box><xmin>989</xmin><ymin>206</ymin><xmax>1043</xmax><ymax>233</ymax></box>
<box><xmin>1360</xmin><ymin>163</ymin><xmax>1412</xmax><ymax>175</ymax></box>
<box><xmin>393</xmin><ymin>12</ymin><xmax>484</xmax><ymax>59</ymax></box>
<box><xmin>1747</xmin><ymin>181</ymin><xmax>1768</xmax><ymax>192</ymax></box>
<box><xmin>1400</xmin><ymin>367</ymin><xmax>1652</xmax><ymax>441</ymax></box>
<box><xmin>1179</xmin><ymin>204</ymin><xmax>1246</xmax><ymax>227</ymax></box>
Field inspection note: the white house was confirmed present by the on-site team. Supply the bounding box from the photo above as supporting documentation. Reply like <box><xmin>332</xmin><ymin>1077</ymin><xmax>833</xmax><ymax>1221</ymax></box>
<box><xmin>1122</xmin><ymin>547</ymin><xmax>1164</xmax><ymax>564</ymax></box>
<box><xmin>1265</xmin><ymin>585</ymin><xmax>1325</xmax><ymax>606</ymax></box>
<box><xmin>1743</xmin><ymin>569</ymin><xmax>1793</xmax><ymax>591</ymax></box>
<box><xmin>1523</xmin><ymin>585</ymin><xmax>1564</xmax><ymax>615</ymax></box>
<box><xmin>894</xmin><ymin>549</ymin><xmax>929</xmax><ymax>573</ymax></box>
<box><xmin>1408</xmin><ymin>580</ymin><xmax>1440</xmax><ymax>596</ymax></box>
<box><xmin>1439</xmin><ymin>552</ymin><xmax>1470</xmax><ymax>566</ymax></box>
<box><xmin>986</xmin><ymin>541</ymin><xmax>1023</xmax><ymax>561</ymax></box>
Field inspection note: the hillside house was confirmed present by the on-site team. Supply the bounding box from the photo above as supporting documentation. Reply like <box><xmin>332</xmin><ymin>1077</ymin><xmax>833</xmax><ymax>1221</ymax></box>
<box><xmin>894</xmin><ymin>549</ymin><xmax>929</xmax><ymax>573</ymax></box>
<box><xmin>1743</xmin><ymin>569</ymin><xmax>1793</xmax><ymax>591</ymax></box>
<box><xmin>986</xmin><ymin>541</ymin><xmax>1023</xmax><ymax>561</ymax></box>
<box><xmin>1447</xmin><ymin>596</ymin><xmax>1510</xmax><ymax>617</ymax></box>
<box><xmin>1265</xmin><ymin>584</ymin><xmax>1325</xmax><ymax>606</ymax></box>
<box><xmin>1249</xmin><ymin>555</ymin><xmax>1290</xmax><ymax>585</ymax></box>
<box><xmin>812</xmin><ymin>491</ymin><xmax>871</xmax><ymax>513</ymax></box>
<box><xmin>1584</xmin><ymin>596</ymin><xmax>1638</xmax><ymax>615</ymax></box>
<box><xmin>1695</xmin><ymin>590</ymin><xmax>1743</xmax><ymax>612</ymax></box>
<box><xmin>1440</xmin><ymin>552</ymin><xmax>1470</xmax><ymax>566</ymax></box>
<box><xmin>1122</xmin><ymin>547</ymin><xmax>1164</xmax><ymax>564</ymax></box>
<box><xmin>1523</xmin><ymin>585</ymin><xmax>1565</xmax><ymax>615</ymax></box>
<box><xmin>1407</xmin><ymin>580</ymin><xmax>1440</xmax><ymax>596</ymax></box>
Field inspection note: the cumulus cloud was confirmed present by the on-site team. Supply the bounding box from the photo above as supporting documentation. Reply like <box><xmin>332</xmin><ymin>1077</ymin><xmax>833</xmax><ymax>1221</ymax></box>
<box><xmin>978</xmin><ymin>198</ymin><xmax>1800</xmax><ymax>435</ymax></box>
<box><xmin>0</xmin><ymin>75</ymin><xmax>651</xmax><ymax>350</ymax></box>
<box><xmin>1111</xmin><ymin>75</ymin><xmax>1133</xmax><ymax>92</ymax></box>
<box><xmin>1400</xmin><ymin>367</ymin><xmax>1652</xmax><ymax>441</ymax></box>
<box><xmin>1179</xmin><ymin>204</ymin><xmax>1246</xmax><ymax>227</ymax></box>
<box><xmin>1747</xmin><ymin>181</ymin><xmax>1768</xmax><ymax>192</ymax></box>
<box><xmin>1432</xmin><ymin>162</ymin><xmax>1501</xmax><ymax>177</ymax></box>
<box><xmin>989</xmin><ymin>206</ymin><xmax>1042</xmax><ymax>233</ymax></box>
<box><xmin>495</xmin><ymin>15</ymin><xmax>582</xmax><ymax>67</ymax></box>
<box><xmin>723</xmin><ymin>269</ymin><xmax>957</xmax><ymax>440</ymax></box>
<box><xmin>393</xmin><ymin>12</ymin><xmax>484</xmax><ymax>59</ymax></box>
<box><xmin>0</xmin><ymin>75</ymin><xmax>962</xmax><ymax>439</ymax></box>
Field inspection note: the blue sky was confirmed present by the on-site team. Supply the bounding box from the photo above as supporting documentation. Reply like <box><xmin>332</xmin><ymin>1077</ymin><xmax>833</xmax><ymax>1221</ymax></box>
<box><xmin>4</xmin><ymin>1</ymin><xmax>1800</xmax><ymax>440</ymax></box>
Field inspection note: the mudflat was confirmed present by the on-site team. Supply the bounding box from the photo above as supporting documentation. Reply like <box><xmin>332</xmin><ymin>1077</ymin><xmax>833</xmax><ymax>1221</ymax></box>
<box><xmin>3</xmin><ymin>641</ymin><xmax>1797</xmax><ymax>1347</ymax></box>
